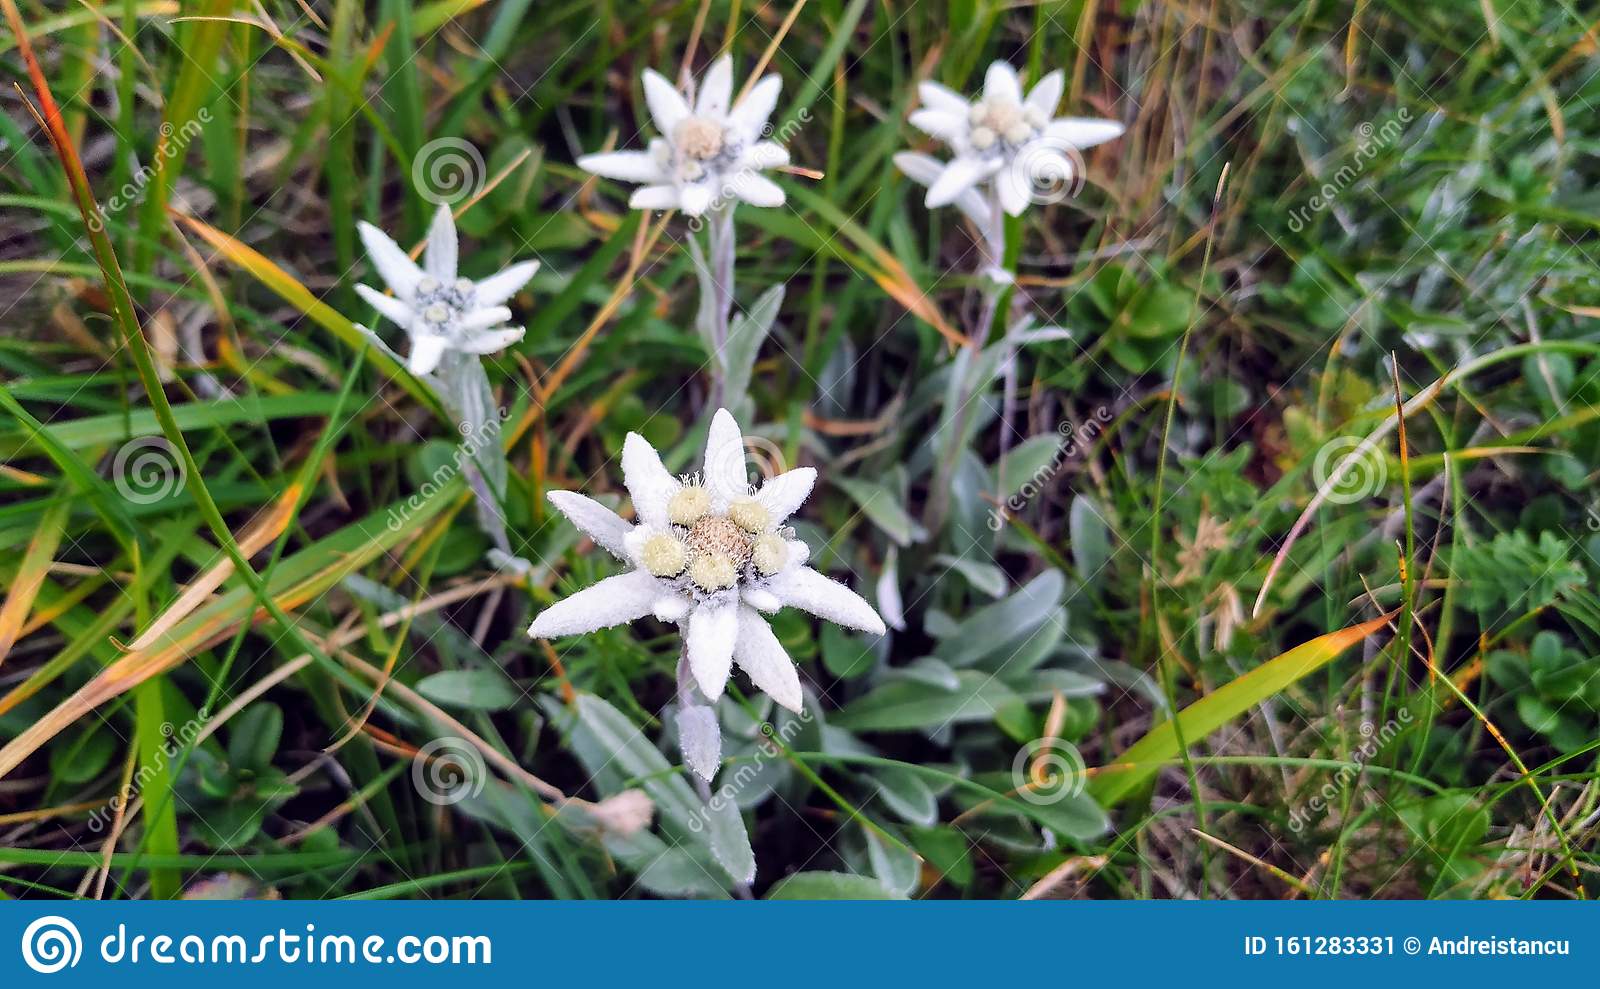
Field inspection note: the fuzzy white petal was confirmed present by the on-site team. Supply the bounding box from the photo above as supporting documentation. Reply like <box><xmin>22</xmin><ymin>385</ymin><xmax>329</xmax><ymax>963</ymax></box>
<box><xmin>755</xmin><ymin>466</ymin><xmax>815</xmax><ymax>523</ymax></box>
<box><xmin>457</xmin><ymin>326</ymin><xmax>524</xmax><ymax>354</ymax></box>
<box><xmin>686</xmin><ymin>603</ymin><xmax>738</xmax><ymax>700</ymax></box>
<box><xmin>894</xmin><ymin>152</ymin><xmax>993</xmax><ymax>227</ymax></box>
<box><xmin>423</xmin><ymin>204</ymin><xmax>458</xmax><ymax>282</ymax></box>
<box><xmin>1044</xmin><ymin>117</ymin><xmax>1125</xmax><ymax>149</ymax></box>
<box><xmin>729</xmin><ymin>75</ymin><xmax>782</xmax><ymax>138</ymax></box>
<box><xmin>474</xmin><ymin>260</ymin><xmax>539</xmax><ymax>307</ymax></box>
<box><xmin>777</xmin><ymin>566</ymin><xmax>886</xmax><ymax>635</ymax></box>
<box><xmin>642</xmin><ymin>69</ymin><xmax>690</xmax><ymax>136</ymax></box>
<box><xmin>676</xmin><ymin>704</ymin><xmax>722</xmax><ymax>782</ymax></box>
<box><xmin>1026</xmin><ymin>69</ymin><xmax>1065</xmax><ymax>116</ymax></box>
<box><xmin>546</xmin><ymin>490</ymin><xmax>632</xmax><ymax>559</ymax></box>
<box><xmin>653</xmin><ymin>594</ymin><xmax>693</xmax><ymax>623</ymax></box>
<box><xmin>354</xmin><ymin>283</ymin><xmax>415</xmax><ymax>329</ymax></box>
<box><xmin>742</xmin><ymin>586</ymin><xmax>781</xmax><ymax>612</ymax></box>
<box><xmin>357</xmin><ymin>221</ymin><xmax>424</xmax><ymax>297</ymax></box>
<box><xmin>733</xmin><ymin>606</ymin><xmax>802</xmax><ymax>713</ymax></box>
<box><xmin>457</xmin><ymin>305</ymin><xmax>515</xmax><ymax>332</ymax></box>
<box><xmin>408</xmin><ymin>334</ymin><xmax>448</xmax><ymax>376</ymax></box>
<box><xmin>628</xmin><ymin>185</ymin><xmax>682</xmax><ymax>211</ymax></box>
<box><xmin>996</xmin><ymin>160</ymin><xmax>1033</xmax><ymax>216</ymax></box>
<box><xmin>739</xmin><ymin>140</ymin><xmax>790</xmax><ymax>170</ymax></box>
<box><xmin>578</xmin><ymin>150</ymin><xmax>668</xmax><ymax>184</ymax></box>
<box><xmin>918</xmin><ymin>81</ymin><xmax>970</xmax><ymax>117</ymax></box>
<box><xmin>528</xmin><ymin>569</ymin><xmax>659</xmax><ymax>638</ymax></box>
<box><xmin>621</xmin><ymin>432</ymin><xmax>678</xmax><ymax>529</ymax></box>
<box><xmin>983</xmin><ymin>61</ymin><xmax>1023</xmax><ymax>106</ymax></box>
<box><xmin>703</xmin><ymin>408</ymin><xmax>747</xmax><ymax>508</ymax></box>
<box><xmin>731</xmin><ymin>172</ymin><xmax>785</xmax><ymax>208</ymax></box>
<box><xmin>909</xmin><ymin>108</ymin><xmax>968</xmax><ymax>144</ymax></box>
<box><xmin>926</xmin><ymin>155</ymin><xmax>992</xmax><ymax>209</ymax></box>
<box><xmin>696</xmin><ymin>55</ymin><xmax>734</xmax><ymax>117</ymax></box>
<box><xmin>678</xmin><ymin>183</ymin><xmax>715</xmax><ymax>217</ymax></box>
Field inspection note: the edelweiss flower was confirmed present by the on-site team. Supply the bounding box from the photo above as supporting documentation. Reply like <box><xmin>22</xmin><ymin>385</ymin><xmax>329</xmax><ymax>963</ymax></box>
<box><xmin>578</xmin><ymin>56</ymin><xmax>790</xmax><ymax>217</ymax></box>
<box><xmin>905</xmin><ymin>60</ymin><xmax>1124</xmax><ymax>216</ymax></box>
<box><xmin>528</xmin><ymin>409</ymin><xmax>885</xmax><ymax>712</ymax></box>
<box><xmin>355</xmin><ymin>204</ymin><xmax>539</xmax><ymax>376</ymax></box>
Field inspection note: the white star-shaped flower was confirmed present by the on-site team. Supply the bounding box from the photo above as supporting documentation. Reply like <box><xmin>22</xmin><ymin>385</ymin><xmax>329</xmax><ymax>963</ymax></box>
<box><xmin>528</xmin><ymin>409</ymin><xmax>886</xmax><ymax>712</ymax></box>
<box><xmin>902</xmin><ymin>60</ymin><xmax>1124</xmax><ymax>217</ymax></box>
<box><xmin>355</xmin><ymin>204</ymin><xmax>539</xmax><ymax>376</ymax></box>
<box><xmin>577</xmin><ymin>56</ymin><xmax>790</xmax><ymax>217</ymax></box>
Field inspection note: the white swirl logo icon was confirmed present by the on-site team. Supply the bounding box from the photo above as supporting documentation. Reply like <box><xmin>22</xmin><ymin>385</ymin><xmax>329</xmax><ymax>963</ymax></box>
<box><xmin>21</xmin><ymin>916</ymin><xmax>82</xmax><ymax>974</ymax></box>
<box><xmin>1017</xmin><ymin>139</ymin><xmax>1087</xmax><ymax>205</ymax></box>
<box><xmin>1012</xmin><ymin>738</ymin><xmax>1087</xmax><ymax>805</ymax></box>
<box><xmin>412</xmin><ymin>736</ymin><xmax>486</xmax><ymax>806</ymax></box>
<box><xmin>111</xmin><ymin>436</ymin><xmax>186</xmax><ymax>505</ymax></box>
<box><xmin>1312</xmin><ymin>435</ymin><xmax>1387</xmax><ymax>505</ymax></box>
<box><xmin>411</xmin><ymin>137</ymin><xmax>486</xmax><ymax>206</ymax></box>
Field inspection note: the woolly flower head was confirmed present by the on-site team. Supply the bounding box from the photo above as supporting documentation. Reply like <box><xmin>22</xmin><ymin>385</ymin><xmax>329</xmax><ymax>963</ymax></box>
<box><xmin>898</xmin><ymin>60</ymin><xmax>1124</xmax><ymax>217</ymax></box>
<box><xmin>355</xmin><ymin>205</ymin><xmax>539</xmax><ymax>376</ymax></box>
<box><xmin>528</xmin><ymin>410</ymin><xmax>885</xmax><ymax>713</ymax></box>
<box><xmin>578</xmin><ymin>56</ymin><xmax>790</xmax><ymax>217</ymax></box>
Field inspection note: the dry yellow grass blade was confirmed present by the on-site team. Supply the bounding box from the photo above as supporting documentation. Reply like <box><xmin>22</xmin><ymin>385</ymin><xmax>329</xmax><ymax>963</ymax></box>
<box><xmin>0</xmin><ymin>498</ymin><xmax>68</xmax><ymax>667</ymax></box>
<box><xmin>122</xmin><ymin>484</ymin><xmax>299</xmax><ymax>654</ymax></box>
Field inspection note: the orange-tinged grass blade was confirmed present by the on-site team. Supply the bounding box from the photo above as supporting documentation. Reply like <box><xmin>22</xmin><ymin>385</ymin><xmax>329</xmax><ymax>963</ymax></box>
<box><xmin>121</xmin><ymin>484</ymin><xmax>299</xmax><ymax>654</ymax></box>
<box><xmin>172</xmin><ymin>212</ymin><xmax>438</xmax><ymax>412</ymax></box>
<box><xmin>1087</xmin><ymin>612</ymin><xmax>1395</xmax><ymax>806</ymax></box>
<box><xmin>0</xmin><ymin>498</ymin><xmax>68</xmax><ymax>667</ymax></box>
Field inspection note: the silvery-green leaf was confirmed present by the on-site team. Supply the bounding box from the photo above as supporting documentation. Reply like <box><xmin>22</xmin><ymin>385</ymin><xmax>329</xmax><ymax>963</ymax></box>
<box><xmin>999</xmin><ymin>432</ymin><xmax>1065</xmax><ymax>498</ymax></box>
<box><xmin>685</xmin><ymin>234</ymin><xmax>720</xmax><ymax>364</ymax></box>
<box><xmin>540</xmin><ymin>694</ymin><xmax>701</xmax><ymax>829</ymax></box>
<box><xmin>935</xmin><ymin>570</ymin><xmax>1066</xmax><ymax>667</ymax></box>
<box><xmin>932</xmin><ymin>554</ymin><xmax>1007</xmax><ymax>598</ymax></box>
<box><xmin>923</xmin><ymin>610</ymin><xmax>959</xmax><ymax>639</ymax></box>
<box><xmin>705</xmin><ymin>796</ymin><xmax>757</xmax><ymax>885</ymax></box>
<box><xmin>975</xmin><ymin>612</ymin><xmax>1063</xmax><ymax>674</ymax></box>
<box><xmin>881</xmin><ymin>656</ymin><xmax>962</xmax><ymax>691</ymax></box>
<box><xmin>676</xmin><ymin>703</ymin><xmax>722</xmax><ymax>783</ymax></box>
<box><xmin>866</xmin><ymin>827</ymin><xmax>920</xmax><ymax>896</ymax></box>
<box><xmin>415</xmin><ymin>670</ymin><xmax>522</xmax><ymax>711</ymax></box>
<box><xmin>1014</xmin><ymin>668</ymin><xmax>1107</xmax><ymax>702</ymax></box>
<box><xmin>834</xmin><ymin>671</ymin><xmax>1022</xmax><ymax>732</ymax></box>
<box><xmin>869</xmin><ymin>765</ymin><xmax>938</xmax><ymax>825</ymax></box>
<box><xmin>765</xmin><ymin>871</ymin><xmax>904</xmax><ymax>900</ymax></box>
<box><xmin>832</xmin><ymin>476</ymin><xmax>926</xmax><ymax>546</ymax></box>
<box><xmin>1069</xmin><ymin>495</ymin><xmax>1114</xmax><ymax>578</ymax></box>
<box><xmin>876</xmin><ymin>546</ymin><xmax>906</xmax><ymax>631</ymax></box>
<box><xmin>820</xmin><ymin>723</ymin><xmax>876</xmax><ymax>758</ymax></box>
<box><xmin>723</xmin><ymin>284</ymin><xmax>784</xmax><ymax>404</ymax></box>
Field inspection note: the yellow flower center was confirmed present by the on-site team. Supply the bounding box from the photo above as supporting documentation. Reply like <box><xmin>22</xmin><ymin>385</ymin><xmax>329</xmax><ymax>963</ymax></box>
<box><xmin>668</xmin><ymin>485</ymin><xmax>711</xmax><ymax>525</ymax></box>
<box><xmin>686</xmin><ymin>515</ymin><xmax>752</xmax><ymax>564</ymax></box>
<box><xmin>688</xmin><ymin>552</ymin><xmax>737</xmax><ymax>590</ymax></box>
<box><xmin>727</xmin><ymin>496</ymin><xmax>769</xmax><ymax>533</ymax></box>
<box><xmin>641</xmin><ymin>533</ymin><xmax>687</xmax><ymax>577</ymax></box>
<box><xmin>752</xmin><ymin>533</ymin><xmax>788</xmax><ymax>576</ymax></box>
<box><xmin>674</xmin><ymin>117</ymin><xmax>725</xmax><ymax>161</ymax></box>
